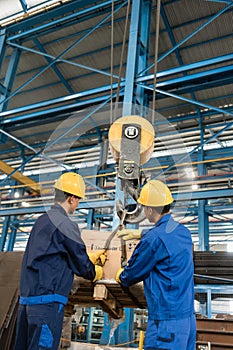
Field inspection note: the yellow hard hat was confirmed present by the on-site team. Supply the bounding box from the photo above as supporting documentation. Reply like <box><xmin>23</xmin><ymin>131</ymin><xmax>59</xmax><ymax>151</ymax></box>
<box><xmin>54</xmin><ymin>172</ymin><xmax>85</xmax><ymax>198</ymax></box>
<box><xmin>137</xmin><ymin>180</ymin><xmax>174</xmax><ymax>207</ymax></box>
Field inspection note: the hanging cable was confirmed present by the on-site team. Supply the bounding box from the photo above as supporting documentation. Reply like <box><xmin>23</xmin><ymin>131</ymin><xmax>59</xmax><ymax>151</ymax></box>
<box><xmin>152</xmin><ymin>0</ymin><xmax>161</xmax><ymax>124</ymax></box>
<box><xmin>110</xmin><ymin>0</ymin><xmax>114</xmax><ymax>124</ymax></box>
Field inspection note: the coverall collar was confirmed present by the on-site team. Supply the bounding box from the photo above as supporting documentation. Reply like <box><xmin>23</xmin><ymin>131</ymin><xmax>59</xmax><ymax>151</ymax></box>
<box><xmin>51</xmin><ymin>203</ymin><xmax>68</xmax><ymax>217</ymax></box>
<box><xmin>154</xmin><ymin>213</ymin><xmax>171</xmax><ymax>227</ymax></box>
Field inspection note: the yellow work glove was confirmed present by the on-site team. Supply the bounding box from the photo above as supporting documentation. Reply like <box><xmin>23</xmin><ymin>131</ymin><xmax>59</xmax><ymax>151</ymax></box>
<box><xmin>93</xmin><ymin>265</ymin><xmax>103</xmax><ymax>282</ymax></box>
<box><xmin>88</xmin><ymin>250</ymin><xmax>107</xmax><ymax>266</ymax></box>
<box><xmin>117</xmin><ymin>228</ymin><xmax>142</xmax><ymax>241</ymax></box>
<box><xmin>115</xmin><ymin>268</ymin><xmax>124</xmax><ymax>283</ymax></box>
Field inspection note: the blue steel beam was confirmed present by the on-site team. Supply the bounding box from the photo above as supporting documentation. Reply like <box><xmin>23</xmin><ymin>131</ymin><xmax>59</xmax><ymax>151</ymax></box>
<box><xmin>151</xmin><ymin>88</ymin><xmax>233</xmax><ymax>118</ymax></box>
<box><xmin>0</xmin><ymin>216</ymin><xmax>10</xmax><ymax>251</ymax></box>
<box><xmin>33</xmin><ymin>38</ymin><xmax>75</xmax><ymax>95</ymax></box>
<box><xmin>0</xmin><ymin>1</ymin><xmax>231</xmax><ymax>249</ymax></box>
<box><xmin>4</xmin><ymin>5</ymin><xmax>233</xmax><ymax>97</ymax></box>
<box><xmin>0</xmin><ymin>48</ymin><xmax>20</xmax><ymax>111</ymax></box>
<box><xmin>148</xmin><ymin>65</ymin><xmax>233</xmax><ymax>92</ymax></box>
<box><xmin>0</xmin><ymin>180</ymin><xmax>19</xmax><ymax>251</ymax></box>
<box><xmin>0</xmin><ymin>83</ymin><xmax>7</xmax><ymax>95</ymax></box>
<box><xmin>7</xmin><ymin>1</ymin><xmax>126</xmax><ymax>40</ymax></box>
<box><xmin>7</xmin><ymin>215</ymin><xmax>18</xmax><ymax>251</ymax></box>
<box><xmin>0</xmin><ymin>116</ymin><xmax>232</xmax><ymax>161</ymax></box>
<box><xmin>0</xmin><ymin>95</ymin><xmax>113</xmax><ymax>187</ymax></box>
<box><xmin>0</xmin><ymin>128</ymin><xmax>69</xmax><ymax>168</ymax></box>
<box><xmin>145</xmin><ymin>118</ymin><xmax>233</xmax><ymax>180</ymax></box>
<box><xmin>1</xmin><ymin>138</ymin><xmax>233</xmax><ymax>191</ymax></box>
<box><xmin>6</xmin><ymin>41</ymin><xmax>121</xmax><ymax>80</ymax></box>
<box><xmin>3</xmin><ymin>2</ymin><xmax>127</xmax><ymax>109</ymax></box>
<box><xmin>134</xmin><ymin>0</ymin><xmax>151</xmax><ymax>110</ymax></box>
<box><xmin>1</xmin><ymin>188</ymin><xmax>233</xmax><ymax>217</ymax></box>
<box><xmin>173</xmin><ymin>188</ymin><xmax>233</xmax><ymax>201</ymax></box>
<box><xmin>0</xmin><ymin>29</ymin><xmax>6</xmax><ymax>72</ymax></box>
<box><xmin>157</xmin><ymin>74</ymin><xmax>233</xmax><ymax>98</ymax></box>
<box><xmin>139</xmin><ymin>1</ymin><xmax>233</xmax><ymax>75</ymax></box>
<box><xmin>0</xmin><ymin>88</ymin><xmax>119</xmax><ymax>122</ymax></box>
<box><xmin>10</xmin><ymin>2</ymin><xmax>229</xmax><ymax>69</ymax></box>
<box><xmin>122</xmin><ymin>0</ymin><xmax>140</xmax><ymax>114</ymax></box>
<box><xmin>160</xmin><ymin>1</ymin><xmax>202</xmax><ymax>131</ymax></box>
<box><xmin>140</xmin><ymin>89</ymin><xmax>233</xmax><ymax>180</ymax></box>
<box><xmin>1</xmin><ymin>121</ymin><xmax>232</xmax><ymax>166</ymax></box>
<box><xmin>0</xmin><ymin>200</ymin><xmax>115</xmax><ymax>216</ymax></box>
<box><xmin>0</xmin><ymin>88</ymin><xmax>231</xmax><ymax>130</ymax></box>
<box><xmin>1</xmin><ymin>54</ymin><xmax>232</xmax><ymax>127</ymax></box>
<box><xmin>19</xmin><ymin>0</ymin><xmax>28</xmax><ymax>13</ymax></box>
<box><xmin>4</xmin><ymin>5</ymin><xmax>233</xmax><ymax>85</ymax></box>
<box><xmin>1</xmin><ymin>134</ymin><xmax>233</xmax><ymax>183</ymax></box>
<box><xmin>198</xmin><ymin>148</ymin><xmax>209</xmax><ymax>251</ymax></box>
<box><xmin>206</xmin><ymin>205</ymin><xmax>233</xmax><ymax>213</ymax></box>
<box><xmin>205</xmin><ymin>0</ymin><xmax>232</xmax><ymax>3</ymax></box>
<box><xmin>1</xmin><ymin>1</ymin><xmax>231</xmax><ymax>117</ymax></box>
<box><xmin>6</xmin><ymin>1</ymin><xmax>232</xmax><ymax>46</ymax></box>
<box><xmin>0</xmin><ymin>52</ymin><xmax>232</xmax><ymax>122</ymax></box>
<box><xmin>3</xmin><ymin>43</ymin><xmax>233</xmax><ymax>105</ymax></box>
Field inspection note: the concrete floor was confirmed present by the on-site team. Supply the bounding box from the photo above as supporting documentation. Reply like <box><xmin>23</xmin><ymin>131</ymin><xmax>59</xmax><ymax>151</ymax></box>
<box><xmin>70</xmin><ymin>342</ymin><xmax>135</xmax><ymax>349</ymax></box>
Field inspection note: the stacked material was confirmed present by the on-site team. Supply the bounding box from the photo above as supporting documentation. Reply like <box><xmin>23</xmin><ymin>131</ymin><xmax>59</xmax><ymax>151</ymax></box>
<box><xmin>0</xmin><ymin>252</ymin><xmax>23</xmax><ymax>350</ymax></box>
<box><xmin>194</xmin><ymin>251</ymin><xmax>233</xmax><ymax>284</ymax></box>
<box><xmin>196</xmin><ymin>318</ymin><xmax>233</xmax><ymax>349</ymax></box>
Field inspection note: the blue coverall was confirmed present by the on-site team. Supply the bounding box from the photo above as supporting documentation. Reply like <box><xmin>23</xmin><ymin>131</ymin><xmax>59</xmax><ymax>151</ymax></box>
<box><xmin>119</xmin><ymin>214</ymin><xmax>196</xmax><ymax>350</ymax></box>
<box><xmin>14</xmin><ymin>203</ymin><xmax>95</xmax><ymax>350</ymax></box>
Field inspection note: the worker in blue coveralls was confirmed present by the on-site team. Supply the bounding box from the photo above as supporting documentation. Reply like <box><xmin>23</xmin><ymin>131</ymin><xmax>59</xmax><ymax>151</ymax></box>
<box><xmin>116</xmin><ymin>180</ymin><xmax>196</xmax><ymax>350</ymax></box>
<box><xmin>14</xmin><ymin>172</ymin><xmax>106</xmax><ymax>350</ymax></box>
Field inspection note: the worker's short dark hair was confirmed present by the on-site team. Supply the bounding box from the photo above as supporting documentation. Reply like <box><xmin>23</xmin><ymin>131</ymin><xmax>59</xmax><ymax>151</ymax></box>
<box><xmin>151</xmin><ymin>204</ymin><xmax>171</xmax><ymax>215</ymax></box>
<box><xmin>54</xmin><ymin>188</ymin><xmax>70</xmax><ymax>202</ymax></box>
<box><xmin>54</xmin><ymin>188</ymin><xmax>80</xmax><ymax>202</ymax></box>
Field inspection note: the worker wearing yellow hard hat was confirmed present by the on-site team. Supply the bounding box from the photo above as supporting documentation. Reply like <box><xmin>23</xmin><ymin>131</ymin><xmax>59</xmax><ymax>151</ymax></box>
<box><xmin>14</xmin><ymin>172</ymin><xmax>106</xmax><ymax>350</ymax></box>
<box><xmin>117</xmin><ymin>179</ymin><xmax>174</xmax><ymax>240</ymax></box>
<box><xmin>137</xmin><ymin>179</ymin><xmax>174</xmax><ymax>206</ymax></box>
<box><xmin>54</xmin><ymin>171</ymin><xmax>86</xmax><ymax>199</ymax></box>
<box><xmin>116</xmin><ymin>180</ymin><xmax>196</xmax><ymax>350</ymax></box>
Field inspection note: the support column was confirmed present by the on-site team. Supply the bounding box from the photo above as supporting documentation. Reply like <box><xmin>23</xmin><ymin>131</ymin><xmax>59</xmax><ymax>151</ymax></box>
<box><xmin>0</xmin><ymin>29</ymin><xmax>6</xmax><ymax>73</ymax></box>
<box><xmin>6</xmin><ymin>216</ymin><xmax>19</xmax><ymax>251</ymax></box>
<box><xmin>0</xmin><ymin>216</ymin><xmax>10</xmax><ymax>251</ymax></box>
<box><xmin>198</xmin><ymin>114</ymin><xmax>209</xmax><ymax>251</ymax></box>
<box><xmin>0</xmin><ymin>180</ymin><xmax>19</xmax><ymax>251</ymax></box>
<box><xmin>99</xmin><ymin>308</ymin><xmax>134</xmax><ymax>345</ymax></box>
<box><xmin>123</xmin><ymin>0</ymin><xmax>151</xmax><ymax>115</ymax></box>
<box><xmin>0</xmin><ymin>47</ymin><xmax>21</xmax><ymax>111</ymax></box>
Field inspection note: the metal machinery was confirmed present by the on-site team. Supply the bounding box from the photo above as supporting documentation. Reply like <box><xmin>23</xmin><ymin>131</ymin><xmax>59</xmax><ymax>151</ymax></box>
<box><xmin>108</xmin><ymin>115</ymin><xmax>155</xmax><ymax>225</ymax></box>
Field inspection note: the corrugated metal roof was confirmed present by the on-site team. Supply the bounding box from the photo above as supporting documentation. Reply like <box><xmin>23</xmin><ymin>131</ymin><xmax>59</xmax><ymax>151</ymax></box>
<box><xmin>0</xmin><ymin>0</ymin><xmax>62</xmax><ymax>25</ymax></box>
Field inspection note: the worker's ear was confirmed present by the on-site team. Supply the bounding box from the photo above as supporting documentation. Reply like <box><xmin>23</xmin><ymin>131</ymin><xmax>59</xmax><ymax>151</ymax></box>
<box><xmin>67</xmin><ymin>195</ymin><xmax>73</xmax><ymax>204</ymax></box>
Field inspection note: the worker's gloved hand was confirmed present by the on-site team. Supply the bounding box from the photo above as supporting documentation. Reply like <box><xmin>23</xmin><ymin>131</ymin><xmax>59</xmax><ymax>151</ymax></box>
<box><xmin>115</xmin><ymin>268</ymin><xmax>124</xmax><ymax>283</ymax></box>
<box><xmin>93</xmin><ymin>265</ymin><xmax>104</xmax><ymax>282</ymax></box>
<box><xmin>88</xmin><ymin>250</ymin><xmax>107</xmax><ymax>266</ymax></box>
<box><xmin>117</xmin><ymin>228</ymin><xmax>142</xmax><ymax>241</ymax></box>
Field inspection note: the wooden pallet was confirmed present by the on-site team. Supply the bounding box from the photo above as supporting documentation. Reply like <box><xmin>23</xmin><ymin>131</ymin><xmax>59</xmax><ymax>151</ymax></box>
<box><xmin>68</xmin><ymin>277</ymin><xmax>147</xmax><ymax>319</ymax></box>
